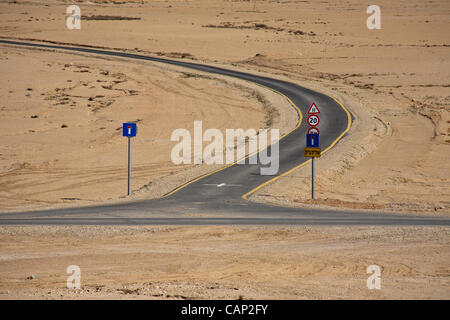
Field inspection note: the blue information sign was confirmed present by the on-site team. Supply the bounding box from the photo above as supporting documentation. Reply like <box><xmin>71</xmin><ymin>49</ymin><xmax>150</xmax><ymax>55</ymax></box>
<box><xmin>306</xmin><ymin>133</ymin><xmax>319</xmax><ymax>148</ymax></box>
<box><xmin>123</xmin><ymin>123</ymin><xmax>137</xmax><ymax>137</ymax></box>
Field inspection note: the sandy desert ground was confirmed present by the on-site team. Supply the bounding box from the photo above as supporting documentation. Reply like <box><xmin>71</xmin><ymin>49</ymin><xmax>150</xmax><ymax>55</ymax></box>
<box><xmin>0</xmin><ymin>226</ymin><xmax>449</xmax><ymax>300</ymax></box>
<box><xmin>0</xmin><ymin>0</ymin><xmax>448</xmax><ymax>214</ymax></box>
<box><xmin>0</xmin><ymin>45</ymin><xmax>295</xmax><ymax>211</ymax></box>
<box><xmin>0</xmin><ymin>0</ymin><xmax>449</xmax><ymax>300</ymax></box>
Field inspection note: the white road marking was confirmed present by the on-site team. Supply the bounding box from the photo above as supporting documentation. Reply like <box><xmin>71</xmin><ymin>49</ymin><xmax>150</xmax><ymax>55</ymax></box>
<box><xmin>203</xmin><ymin>183</ymin><xmax>242</xmax><ymax>188</ymax></box>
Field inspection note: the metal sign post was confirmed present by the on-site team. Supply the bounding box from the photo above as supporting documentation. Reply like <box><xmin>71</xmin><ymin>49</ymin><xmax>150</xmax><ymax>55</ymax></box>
<box><xmin>312</xmin><ymin>157</ymin><xmax>315</xmax><ymax>199</ymax></box>
<box><xmin>128</xmin><ymin>136</ymin><xmax>131</xmax><ymax>196</ymax></box>
<box><xmin>306</xmin><ymin>134</ymin><xmax>319</xmax><ymax>199</ymax></box>
<box><xmin>123</xmin><ymin>123</ymin><xmax>137</xmax><ymax>196</ymax></box>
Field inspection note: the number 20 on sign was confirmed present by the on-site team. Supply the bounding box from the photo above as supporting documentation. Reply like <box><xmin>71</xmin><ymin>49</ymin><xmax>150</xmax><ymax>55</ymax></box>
<box><xmin>307</xmin><ymin>114</ymin><xmax>320</xmax><ymax>126</ymax></box>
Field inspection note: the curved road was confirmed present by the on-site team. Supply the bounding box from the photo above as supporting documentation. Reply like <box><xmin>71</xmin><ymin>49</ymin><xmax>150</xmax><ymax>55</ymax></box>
<box><xmin>0</xmin><ymin>39</ymin><xmax>448</xmax><ymax>227</ymax></box>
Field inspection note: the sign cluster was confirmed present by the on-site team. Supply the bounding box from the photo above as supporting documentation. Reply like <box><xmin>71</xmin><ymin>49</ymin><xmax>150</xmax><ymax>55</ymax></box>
<box><xmin>304</xmin><ymin>103</ymin><xmax>321</xmax><ymax>158</ymax></box>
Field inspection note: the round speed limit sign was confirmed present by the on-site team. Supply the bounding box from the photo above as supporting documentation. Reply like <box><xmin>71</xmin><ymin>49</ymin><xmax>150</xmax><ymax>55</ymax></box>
<box><xmin>307</xmin><ymin>115</ymin><xmax>320</xmax><ymax>127</ymax></box>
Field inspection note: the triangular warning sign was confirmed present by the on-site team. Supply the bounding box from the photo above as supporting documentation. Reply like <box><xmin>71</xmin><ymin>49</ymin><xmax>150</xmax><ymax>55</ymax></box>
<box><xmin>307</xmin><ymin>102</ymin><xmax>320</xmax><ymax>114</ymax></box>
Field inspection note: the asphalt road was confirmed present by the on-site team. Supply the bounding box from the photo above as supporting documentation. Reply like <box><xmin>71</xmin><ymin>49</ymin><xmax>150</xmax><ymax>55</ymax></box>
<box><xmin>0</xmin><ymin>39</ymin><xmax>449</xmax><ymax>227</ymax></box>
